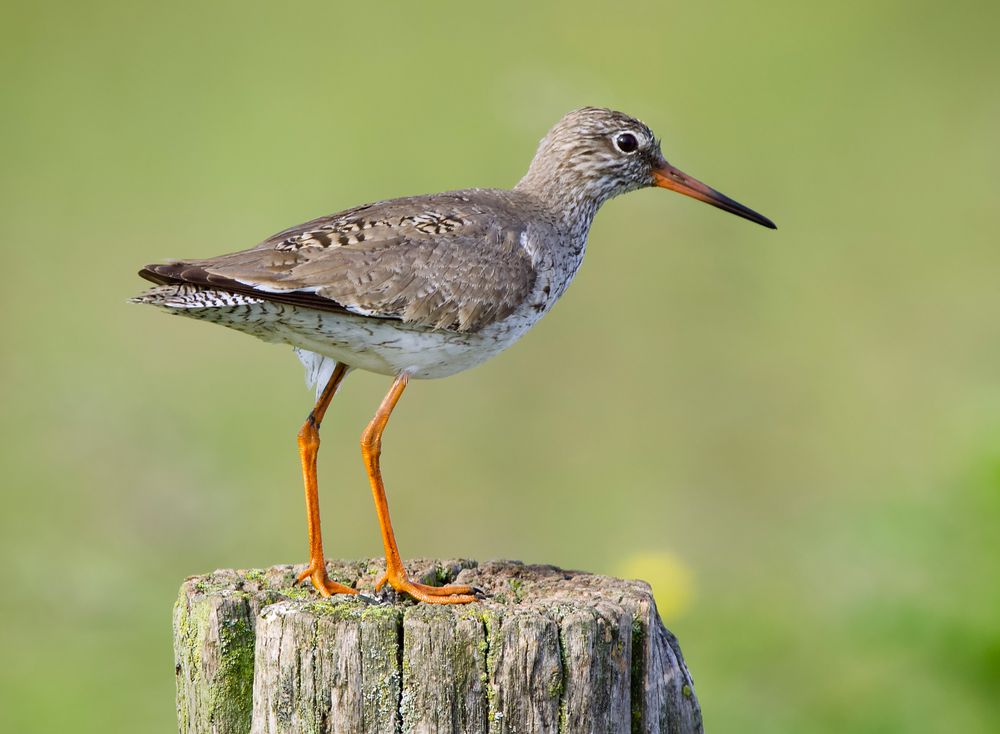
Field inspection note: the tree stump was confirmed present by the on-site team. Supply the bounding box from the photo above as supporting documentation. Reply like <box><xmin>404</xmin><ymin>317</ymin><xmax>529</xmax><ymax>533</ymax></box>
<box><xmin>173</xmin><ymin>559</ymin><xmax>702</xmax><ymax>734</ymax></box>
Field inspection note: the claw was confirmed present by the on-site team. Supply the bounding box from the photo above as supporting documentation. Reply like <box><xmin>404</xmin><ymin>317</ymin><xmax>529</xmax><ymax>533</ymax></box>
<box><xmin>356</xmin><ymin>591</ymin><xmax>384</xmax><ymax>605</ymax></box>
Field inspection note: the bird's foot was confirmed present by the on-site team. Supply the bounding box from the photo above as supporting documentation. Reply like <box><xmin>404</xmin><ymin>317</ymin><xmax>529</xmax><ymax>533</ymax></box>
<box><xmin>294</xmin><ymin>561</ymin><xmax>357</xmax><ymax>597</ymax></box>
<box><xmin>374</xmin><ymin>567</ymin><xmax>482</xmax><ymax>605</ymax></box>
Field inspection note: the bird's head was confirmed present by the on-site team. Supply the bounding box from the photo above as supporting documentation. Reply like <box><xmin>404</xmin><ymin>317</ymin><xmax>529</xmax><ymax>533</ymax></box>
<box><xmin>518</xmin><ymin>107</ymin><xmax>775</xmax><ymax>229</ymax></box>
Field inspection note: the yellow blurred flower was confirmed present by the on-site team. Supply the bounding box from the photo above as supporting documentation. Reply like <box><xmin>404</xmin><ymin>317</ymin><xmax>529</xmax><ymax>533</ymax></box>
<box><xmin>616</xmin><ymin>551</ymin><xmax>696</xmax><ymax>620</ymax></box>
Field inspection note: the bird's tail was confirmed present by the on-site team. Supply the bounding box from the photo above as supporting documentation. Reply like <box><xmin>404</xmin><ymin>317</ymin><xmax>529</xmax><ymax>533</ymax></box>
<box><xmin>129</xmin><ymin>284</ymin><xmax>264</xmax><ymax>309</ymax></box>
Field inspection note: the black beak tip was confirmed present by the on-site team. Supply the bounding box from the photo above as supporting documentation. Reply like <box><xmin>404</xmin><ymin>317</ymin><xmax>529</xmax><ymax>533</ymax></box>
<box><xmin>714</xmin><ymin>189</ymin><xmax>777</xmax><ymax>230</ymax></box>
<box><xmin>736</xmin><ymin>207</ymin><xmax>777</xmax><ymax>230</ymax></box>
<box><xmin>737</xmin><ymin>202</ymin><xmax>776</xmax><ymax>230</ymax></box>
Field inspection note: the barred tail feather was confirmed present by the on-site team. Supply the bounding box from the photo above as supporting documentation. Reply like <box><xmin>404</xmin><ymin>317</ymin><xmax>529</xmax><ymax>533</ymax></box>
<box><xmin>129</xmin><ymin>284</ymin><xmax>265</xmax><ymax>309</ymax></box>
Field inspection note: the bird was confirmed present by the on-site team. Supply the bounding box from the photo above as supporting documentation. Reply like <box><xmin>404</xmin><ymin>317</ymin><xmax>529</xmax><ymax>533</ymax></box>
<box><xmin>131</xmin><ymin>107</ymin><xmax>776</xmax><ymax>605</ymax></box>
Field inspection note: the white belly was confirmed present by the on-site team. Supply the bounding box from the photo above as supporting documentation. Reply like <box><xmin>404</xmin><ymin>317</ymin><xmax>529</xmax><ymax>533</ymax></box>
<box><xmin>157</xmin><ymin>295</ymin><xmax>533</xmax><ymax>380</ymax></box>
<box><xmin>278</xmin><ymin>306</ymin><xmax>527</xmax><ymax>379</ymax></box>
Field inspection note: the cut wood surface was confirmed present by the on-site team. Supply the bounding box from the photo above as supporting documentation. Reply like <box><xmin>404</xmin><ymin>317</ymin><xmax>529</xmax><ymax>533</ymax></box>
<box><xmin>173</xmin><ymin>559</ymin><xmax>702</xmax><ymax>734</ymax></box>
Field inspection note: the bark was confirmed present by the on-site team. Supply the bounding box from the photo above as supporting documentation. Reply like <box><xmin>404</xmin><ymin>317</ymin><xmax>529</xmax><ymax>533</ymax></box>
<box><xmin>173</xmin><ymin>559</ymin><xmax>702</xmax><ymax>734</ymax></box>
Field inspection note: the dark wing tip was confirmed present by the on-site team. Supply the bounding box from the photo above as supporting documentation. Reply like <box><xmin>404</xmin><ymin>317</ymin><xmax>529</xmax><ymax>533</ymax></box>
<box><xmin>138</xmin><ymin>263</ymin><xmax>180</xmax><ymax>285</ymax></box>
<box><xmin>138</xmin><ymin>262</ymin><xmax>222</xmax><ymax>289</ymax></box>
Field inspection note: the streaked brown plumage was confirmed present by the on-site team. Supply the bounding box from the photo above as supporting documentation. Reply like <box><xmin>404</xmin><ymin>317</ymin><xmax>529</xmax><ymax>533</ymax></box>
<box><xmin>139</xmin><ymin>191</ymin><xmax>539</xmax><ymax>333</ymax></box>
<box><xmin>132</xmin><ymin>107</ymin><xmax>775</xmax><ymax>604</ymax></box>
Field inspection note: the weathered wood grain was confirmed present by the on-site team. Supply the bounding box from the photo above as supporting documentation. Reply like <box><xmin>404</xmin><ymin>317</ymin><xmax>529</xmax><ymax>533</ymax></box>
<box><xmin>173</xmin><ymin>559</ymin><xmax>702</xmax><ymax>734</ymax></box>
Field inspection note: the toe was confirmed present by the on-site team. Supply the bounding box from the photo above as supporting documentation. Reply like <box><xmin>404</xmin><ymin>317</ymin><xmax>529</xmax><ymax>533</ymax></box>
<box><xmin>394</xmin><ymin>579</ymin><xmax>478</xmax><ymax>605</ymax></box>
<box><xmin>407</xmin><ymin>581</ymin><xmax>476</xmax><ymax>597</ymax></box>
<box><xmin>404</xmin><ymin>585</ymin><xmax>479</xmax><ymax>605</ymax></box>
<box><xmin>296</xmin><ymin>563</ymin><xmax>357</xmax><ymax>597</ymax></box>
<box><xmin>315</xmin><ymin>574</ymin><xmax>357</xmax><ymax>596</ymax></box>
<box><xmin>294</xmin><ymin>567</ymin><xmax>312</xmax><ymax>585</ymax></box>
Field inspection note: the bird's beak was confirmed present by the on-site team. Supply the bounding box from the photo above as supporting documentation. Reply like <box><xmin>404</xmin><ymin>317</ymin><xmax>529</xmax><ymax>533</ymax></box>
<box><xmin>652</xmin><ymin>162</ymin><xmax>776</xmax><ymax>229</ymax></box>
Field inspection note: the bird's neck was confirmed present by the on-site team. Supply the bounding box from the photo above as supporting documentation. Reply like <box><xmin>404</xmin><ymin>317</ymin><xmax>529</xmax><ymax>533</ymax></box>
<box><xmin>514</xmin><ymin>166</ymin><xmax>606</xmax><ymax>244</ymax></box>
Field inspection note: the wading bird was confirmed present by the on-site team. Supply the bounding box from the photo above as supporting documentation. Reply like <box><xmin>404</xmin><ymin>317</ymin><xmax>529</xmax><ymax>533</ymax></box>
<box><xmin>132</xmin><ymin>107</ymin><xmax>775</xmax><ymax>604</ymax></box>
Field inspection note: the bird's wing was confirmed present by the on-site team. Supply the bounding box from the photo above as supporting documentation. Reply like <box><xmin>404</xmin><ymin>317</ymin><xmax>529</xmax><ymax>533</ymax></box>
<box><xmin>140</xmin><ymin>192</ymin><xmax>537</xmax><ymax>333</ymax></box>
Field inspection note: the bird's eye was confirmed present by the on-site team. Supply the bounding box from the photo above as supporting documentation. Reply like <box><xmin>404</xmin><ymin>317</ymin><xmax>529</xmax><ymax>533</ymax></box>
<box><xmin>614</xmin><ymin>132</ymin><xmax>639</xmax><ymax>154</ymax></box>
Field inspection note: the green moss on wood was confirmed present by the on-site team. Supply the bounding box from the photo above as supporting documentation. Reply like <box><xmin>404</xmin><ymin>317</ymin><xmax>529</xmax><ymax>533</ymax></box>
<box><xmin>210</xmin><ymin>612</ymin><xmax>255</xmax><ymax>733</ymax></box>
<box><xmin>548</xmin><ymin>674</ymin><xmax>564</xmax><ymax>700</ymax></box>
<box><xmin>243</xmin><ymin>568</ymin><xmax>266</xmax><ymax>583</ymax></box>
<box><xmin>278</xmin><ymin>585</ymin><xmax>316</xmax><ymax>601</ymax></box>
<box><xmin>508</xmin><ymin>578</ymin><xmax>526</xmax><ymax>603</ymax></box>
<box><xmin>173</xmin><ymin>586</ymin><xmax>257</xmax><ymax>734</ymax></box>
<box><xmin>435</xmin><ymin>565</ymin><xmax>451</xmax><ymax>585</ymax></box>
<box><xmin>482</xmin><ymin>609</ymin><xmax>501</xmax><ymax>725</ymax></box>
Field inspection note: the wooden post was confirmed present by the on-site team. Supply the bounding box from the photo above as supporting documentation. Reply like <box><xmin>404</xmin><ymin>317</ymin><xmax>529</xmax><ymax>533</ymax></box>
<box><xmin>173</xmin><ymin>559</ymin><xmax>702</xmax><ymax>734</ymax></box>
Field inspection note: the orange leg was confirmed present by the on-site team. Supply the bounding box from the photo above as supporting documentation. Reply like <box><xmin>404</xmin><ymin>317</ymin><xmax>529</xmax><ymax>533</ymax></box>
<box><xmin>294</xmin><ymin>363</ymin><xmax>357</xmax><ymax>597</ymax></box>
<box><xmin>362</xmin><ymin>373</ymin><xmax>478</xmax><ymax>604</ymax></box>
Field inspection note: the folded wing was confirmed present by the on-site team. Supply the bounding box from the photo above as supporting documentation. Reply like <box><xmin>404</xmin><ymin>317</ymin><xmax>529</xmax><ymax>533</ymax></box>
<box><xmin>140</xmin><ymin>194</ymin><xmax>537</xmax><ymax>333</ymax></box>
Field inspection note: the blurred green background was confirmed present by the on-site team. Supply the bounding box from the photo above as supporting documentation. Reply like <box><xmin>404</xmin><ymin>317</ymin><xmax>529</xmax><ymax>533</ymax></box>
<box><xmin>2</xmin><ymin>1</ymin><xmax>998</xmax><ymax>731</ymax></box>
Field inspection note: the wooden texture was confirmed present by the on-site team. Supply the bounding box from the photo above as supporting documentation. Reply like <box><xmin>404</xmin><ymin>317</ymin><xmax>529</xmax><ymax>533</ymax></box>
<box><xmin>173</xmin><ymin>559</ymin><xmax>702</xmax><ymax>734</ymax></box>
